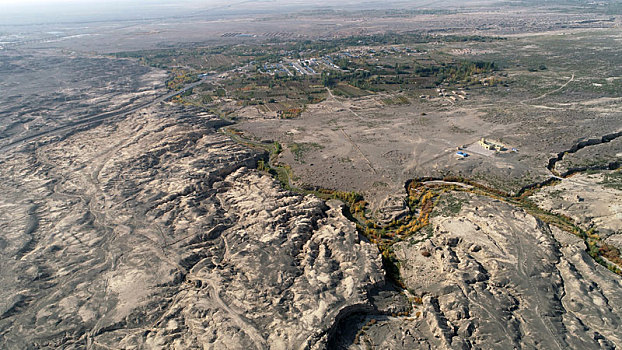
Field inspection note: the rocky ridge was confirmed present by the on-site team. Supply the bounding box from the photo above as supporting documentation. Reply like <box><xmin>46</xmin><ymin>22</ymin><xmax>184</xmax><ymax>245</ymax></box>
<box><xmin>0</xmin><ymin>105</ymin><xmax>384</xmax><ymax>349</ymax></box>
<box><xmin>330</xmin><ymin>193</ymin><xmax>622</xmax><ymax>349</ymax></box>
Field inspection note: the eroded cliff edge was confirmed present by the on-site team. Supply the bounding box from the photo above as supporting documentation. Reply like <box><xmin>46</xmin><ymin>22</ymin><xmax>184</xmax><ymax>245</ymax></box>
<box><xmin>0</xmin><ymin>105</ymin><xmax>384</xmax><ymax>349</ymax></box>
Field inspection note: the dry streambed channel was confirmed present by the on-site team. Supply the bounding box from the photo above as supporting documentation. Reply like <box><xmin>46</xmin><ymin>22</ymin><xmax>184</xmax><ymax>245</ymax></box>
<box><xmin>228</xmin><ymin>126</ymin><xmax>622</xmax><ymax>278</ymax></box>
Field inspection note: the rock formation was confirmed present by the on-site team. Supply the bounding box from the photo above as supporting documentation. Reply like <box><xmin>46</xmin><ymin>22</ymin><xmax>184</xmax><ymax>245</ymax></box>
<box><xmin>330</xmin><ymin>194</ymin><xmax>622</xmax><ymax>349</ymax></box>
<box><xmin>0</xmin><ymin>105</ymin><xmax>384</xmax><ymax>349</ymax></box>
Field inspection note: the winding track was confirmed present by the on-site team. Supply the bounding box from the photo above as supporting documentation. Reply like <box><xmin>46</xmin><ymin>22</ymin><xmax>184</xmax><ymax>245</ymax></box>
<box><xmin>521</xmin><ymin>73</ymin><xmax>575</xmax><ymax>104</ymax></box>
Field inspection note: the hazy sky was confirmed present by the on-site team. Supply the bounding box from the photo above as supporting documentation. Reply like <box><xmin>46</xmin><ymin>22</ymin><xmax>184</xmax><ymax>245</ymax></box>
<box><xmin>0</xmin><ymin>0</ymin><xmax>355</xmax><ymax>7</ymax></box>
<box><xmin>0</xmin><ymin>0</ymin><xmax>220</xmax><ymax>4</ymax></box>
<box><xmin>0</xmin><ymin>0</ymin><xmax>251</xmax><ymax>25</ymax></box>
<box><xmin>0</xmin><ymin>0</ymin><xmax>454</xmax><ymax>26</ymax></box>
<box><xmin>0</xmin><ymin>0</ymin><xmax>226</xmax><ymax>9</ymax></box>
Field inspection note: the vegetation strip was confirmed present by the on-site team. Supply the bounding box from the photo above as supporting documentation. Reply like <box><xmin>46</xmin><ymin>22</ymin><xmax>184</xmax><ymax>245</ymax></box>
<box><xmin>222</xmin><ymin>128</ymin><xmax>622</xmax><ymax>280</ymax></box>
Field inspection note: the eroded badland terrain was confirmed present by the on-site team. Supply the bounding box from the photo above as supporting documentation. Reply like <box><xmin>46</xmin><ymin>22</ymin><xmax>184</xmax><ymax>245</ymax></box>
<box><xmin>1</xmin><ymin>1</ymin><xmax>622</xmax><ymax>349</ymax></box>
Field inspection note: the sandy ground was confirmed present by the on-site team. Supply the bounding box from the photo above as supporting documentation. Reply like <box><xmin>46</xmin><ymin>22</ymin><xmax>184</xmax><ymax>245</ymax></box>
<box><xmin>531</xmin><ymin>171</ymin><xmax>622</xmax><ymax>247</ymax></box>
<box><xmin>238</xmin><ymin>90</ymin><xmax>543</xmax><ymax>211</ymax></box>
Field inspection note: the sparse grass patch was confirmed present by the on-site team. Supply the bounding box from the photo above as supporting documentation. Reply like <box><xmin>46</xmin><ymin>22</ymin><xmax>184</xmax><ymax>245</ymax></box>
<box><xmin>601</xmin><ymin>171</ymin><xmax>622</xmax><ymax>190</ymax></box>
<box><xmin>289</xmin><ymin>142</ymin><xmax>324</xmax><ymax>163</ymax></box>
<box><xmin>434</xmin><ymin>194</ymin><xmax>466</xmax><ymax>216</ymax></box>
